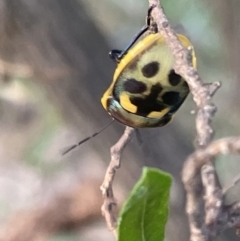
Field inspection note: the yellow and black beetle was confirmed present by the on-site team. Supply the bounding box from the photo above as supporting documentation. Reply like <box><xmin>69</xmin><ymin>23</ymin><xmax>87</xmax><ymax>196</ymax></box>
<box><xmin>62</xmin><ymin>7</ymin><xmax>197</xmax><ymax>155</ymax></box>
<box><xmin>101</xmin><ymin>7</ymin><xmax>196</xmax><ymax>128</ymax></box>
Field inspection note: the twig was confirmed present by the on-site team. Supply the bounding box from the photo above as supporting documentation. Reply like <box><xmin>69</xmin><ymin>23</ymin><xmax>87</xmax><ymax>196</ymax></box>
<box><xmin>224</xmin><ymin>202</ymin><xmax>240</xmax><ymax>233</ymax></box>
<box><xmin>148</xmin><ymin>1</ymin><xmax>219</xmax><ymax>240</ymax></box>
<box><xmin>148</xmin><ymin>0</ymin><xmax>218</xmax><ymax>148</ymax></box>
<box><xmin>201</xmin><ymin>164</ymin><xmax>223</xmax><ymax>227</ymax></box>
<box><xmin>100</xmin><ymin>126</ymin><xmax>134</xmax><ymax>236</ymax></box>
<box><xmin>182</xmin><ymin>137</ymin><xmax>240</xmax><ymax>176</ymax></box>
<box><xmin>183</xmin><ymin>137</ymin><xmax>240</xmax><ymax>238</ymax></box>
<box><xmin>222</xmin><ymin>172</ymin><xmax>240</xmax><ymax>195</ymax></box>
<box><xmin>147</xmin><ymin>1</ymin><xmax>240</xmax><ymax>241</ymax></box>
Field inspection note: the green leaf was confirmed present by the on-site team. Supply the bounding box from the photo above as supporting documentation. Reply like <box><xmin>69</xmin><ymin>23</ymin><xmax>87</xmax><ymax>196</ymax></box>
<box><xmin>118</xmin><ymin>167</ymin><xmax>172</xmax><ymax>241</ymax></box>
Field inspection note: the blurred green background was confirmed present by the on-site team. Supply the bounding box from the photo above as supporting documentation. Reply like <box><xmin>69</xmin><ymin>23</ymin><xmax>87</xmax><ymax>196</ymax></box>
<box><xmin>0</xmin><ymin>0</ymin><xmax>239</xmax><ymax>240</ymax></box>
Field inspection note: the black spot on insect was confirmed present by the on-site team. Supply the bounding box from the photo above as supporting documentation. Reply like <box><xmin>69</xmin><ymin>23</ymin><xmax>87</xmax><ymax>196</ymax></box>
<box><xmin>168</xmin><ymin>69</ymin><xmax>182</xmax><ymax>86</ymax></box>
<box><xmin>130</xmin><ymin>83</ymin><xmax>165</xmax><ymax>116</ymax></box>
<box><xmin>182</xmin><ymin>81</ymin><xmax>189</xmax><ymax>88</ymax></box>
<box><xmin>162</xmin><ymin>91</ymin><xmax>180</xmax><ymax>106</ymax></box>
<box><xmin>141</xmin><ymin>61</ymin><xmax>160</xmax><ymax>78</ymax></box>
<box><xmin>123</xmin><ymin>78</ymin><xmax>147</xmax><ymax>94</ymax></box>
<box><xmin>156</xmin><ymin>114</ymin><xmax>173</xmax><ymax>127</ymax></box>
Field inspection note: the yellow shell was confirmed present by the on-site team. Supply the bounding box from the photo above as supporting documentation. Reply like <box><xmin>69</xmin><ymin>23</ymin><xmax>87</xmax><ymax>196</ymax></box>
<box><xmin>101</xmin><ymin>33</ymin><xmax>196</xmax><ymax>128</ymax></box>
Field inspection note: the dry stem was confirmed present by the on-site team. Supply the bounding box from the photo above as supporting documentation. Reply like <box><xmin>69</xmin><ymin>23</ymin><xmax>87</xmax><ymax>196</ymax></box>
<box><xmin>100</xmin><ymin>127</ymin><xmax>134</xmax><ymax>235</ymax></box>
<box><xmin>148</xmin><ymin>0</ymin><xmax>240</xmax><ymax>241</ymax></box>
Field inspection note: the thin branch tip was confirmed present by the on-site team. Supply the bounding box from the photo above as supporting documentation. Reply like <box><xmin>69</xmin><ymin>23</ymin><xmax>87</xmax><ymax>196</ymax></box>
<box><xmin>101</xmin><ymin>127</ymin><xmax>134</xmax><ymax>232</ymax></box>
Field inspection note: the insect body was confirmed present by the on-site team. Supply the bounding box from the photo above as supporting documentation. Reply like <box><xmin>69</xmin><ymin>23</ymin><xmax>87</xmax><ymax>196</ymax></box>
<box><xmin>62</xmin><ymin>8</ymin><xmax>197</xmax><ymax>155</ymax></box>
<box><xmin>101</xmin><ymin>32</ymin><xmax>196</xmax><ymax>128</ymax></box>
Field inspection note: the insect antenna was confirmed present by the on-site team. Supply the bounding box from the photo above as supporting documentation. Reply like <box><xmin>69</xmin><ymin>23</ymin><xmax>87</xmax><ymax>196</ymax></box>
<box><xmin>62</xmin><ymin>118</ymin><xmax>114</xmax><ymax>155</ymax></box>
